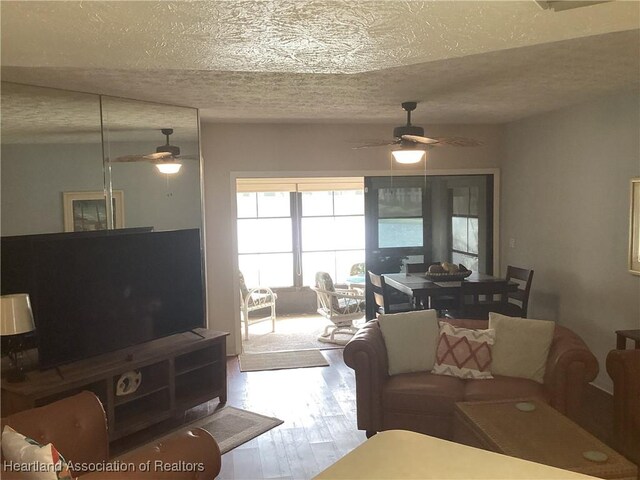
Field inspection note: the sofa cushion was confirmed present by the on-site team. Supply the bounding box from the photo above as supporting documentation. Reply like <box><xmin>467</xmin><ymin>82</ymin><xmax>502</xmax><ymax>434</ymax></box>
<box><xmin>464</xmin><ymin>375</ymin><xmax>550</xmax><ymax>403</ymax></box>
<box><xmin>489</xmin><ymin>312</ymin><xmax>555</xmax><ymax>383</ymax></box>
<box><xmin>383</xmin><ymin>372</ymin><xmax>465</xmax><ymax>415</ymax></box>
<box><xmin>379</xmin><ymin>309</ymin><xmax>439</xmax><ymax>376</ymax></box>
<box><xmin>432</xmin><ymin>323</ymin><xmax>495</xmax><ymax>380</ymax></box>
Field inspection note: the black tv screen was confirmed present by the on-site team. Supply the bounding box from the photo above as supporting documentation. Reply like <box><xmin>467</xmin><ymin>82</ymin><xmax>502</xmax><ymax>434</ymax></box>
<box><xmin>1</xmin><ymin>228</ymin><xmax>205</xmax><ymax>369</ymax></box>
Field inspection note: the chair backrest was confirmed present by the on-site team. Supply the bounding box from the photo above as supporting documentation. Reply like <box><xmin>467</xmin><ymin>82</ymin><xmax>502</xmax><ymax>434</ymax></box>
<box><xmin>368</xmin><ymin>271</ymin><xmax>388</xmax><ymax>314</ymax></box>
<box><xmin>505</xmin><ymin>265</ymin><xmax>534</xmax><ymax>317</ymax></box>
<box><xmin>238</xmin><ymin>270</ymin><xmax>250</xmax><ymax>299</ymax></box>
<box><xmin>350</xmin><ymin>262</ymin><xmax>365</xmax><ymax>276</ymax></box>
<box><xmin>459</xmin><ymin>281</ymin><xmax>509</xmax><ymax>319</ymax></box>
<box><xmin>315</xmin><ymin>271</ymin><xmax>339</xmax><ymax>311</ymax></box>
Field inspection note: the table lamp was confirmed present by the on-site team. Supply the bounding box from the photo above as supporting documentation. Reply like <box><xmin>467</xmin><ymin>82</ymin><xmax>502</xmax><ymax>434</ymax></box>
<box><xmin>1</xmin><ymin>294</ymin><xmax>36</xmax><ymax>382</ymax></box>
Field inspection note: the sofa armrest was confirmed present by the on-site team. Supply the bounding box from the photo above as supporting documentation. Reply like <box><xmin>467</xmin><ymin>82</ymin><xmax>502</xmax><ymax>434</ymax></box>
<box><xmin>606</xmin><ymin>349</ymin><xmax>640</xmax><ymax>462</ymax></box>
<box><xmin>1</xmin><ymin>391</ymin><xmax>109</xmax><ymax>470</ymax></box>
<box><xmin>80</xmin><ymin>428</ymin><xmax>221</xmax><ymax>480</ymax></box>
<box><xmin>343</xmin><ymin>320</ymin><xmax>388</xmax><ymax>432</ymax></box>
<box><xmin>543</xmin><ymin>326</ymin><xmax>598</xmax><ymax>418</ymax></box>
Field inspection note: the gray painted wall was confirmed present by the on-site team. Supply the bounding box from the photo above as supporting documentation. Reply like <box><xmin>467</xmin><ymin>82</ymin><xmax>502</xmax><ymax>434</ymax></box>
<box><xmin>1</xmin><ymin>141</ymin><xmax>201</xmax><ymax>236</ymax></box>
<box><xmin>501</xmin><ymin>92</ymin><xmax>640</xmax><ymax>391</ymax></box>
<box><xmin>1</xmin><ymin>143</ymin><xmax>104</xmax><ymax>235</ymax></box>
<box><xmin>201</xmin><ymin>122</ymin><xmax>503</xmax><ymax>354</ymax></box>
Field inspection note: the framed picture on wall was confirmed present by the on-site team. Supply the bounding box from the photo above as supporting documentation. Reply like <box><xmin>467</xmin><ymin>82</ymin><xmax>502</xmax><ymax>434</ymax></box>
<box><xmin>63</xmin><ymin>191</ymin><xmax>125</xmax><ymax>232</ymax></box>
<box><xmin>629</xmin><ymin>178</ymin><xmax>640</xmax><ymax>275</ymax></box>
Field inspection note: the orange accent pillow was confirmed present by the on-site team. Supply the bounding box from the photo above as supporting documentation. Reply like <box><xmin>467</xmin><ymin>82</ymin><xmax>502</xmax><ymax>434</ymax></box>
<box><xmin>432</xmin><ymin>322</ymin><xmax>495</xmax><ymax>379</ymax></box>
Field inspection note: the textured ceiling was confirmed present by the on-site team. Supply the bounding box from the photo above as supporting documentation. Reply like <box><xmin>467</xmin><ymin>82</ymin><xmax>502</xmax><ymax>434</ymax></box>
<box><xmin>2</xmin><ymin>1</ymin><xmax>637</xmax><ymax>74</ymax></box>
<box><xmin>1</xmin><ymin>83</ymin><xmax>199</xmax><ymax>144</ymax></box>
<box><xmin>1</xmin><ymin>1</ymin><xmax>639</xmax><ymax>128</ymax></box>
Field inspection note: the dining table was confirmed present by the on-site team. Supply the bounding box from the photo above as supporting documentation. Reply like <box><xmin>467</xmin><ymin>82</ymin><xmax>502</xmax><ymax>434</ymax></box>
<box><xmin>383</xmin><ymin>271</ymin><xmax>518</xmax><ymax>310</ymax></box>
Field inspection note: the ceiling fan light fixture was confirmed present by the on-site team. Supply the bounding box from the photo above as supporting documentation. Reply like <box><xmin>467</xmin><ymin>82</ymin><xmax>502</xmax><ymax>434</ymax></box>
<box><xmin>155</xmin><ymin>162</ymin><xmax>182</xmax><ymax>174</ymax></box>
<box><xmin>391</xmin><ymin>148</ymin><xmax>426</xmax><ymax>164</ymax></box>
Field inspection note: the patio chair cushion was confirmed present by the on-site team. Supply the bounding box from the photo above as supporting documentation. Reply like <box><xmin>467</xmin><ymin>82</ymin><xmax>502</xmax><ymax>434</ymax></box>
<box><xmin>238</xmin><ymin>270</ymin><xmax>250</xmax><ymax>298</ymax></box>
<box><xmin>316</xmin><ymin>271</ymin><xmax>340</xmax><ymax>311</ymax></box>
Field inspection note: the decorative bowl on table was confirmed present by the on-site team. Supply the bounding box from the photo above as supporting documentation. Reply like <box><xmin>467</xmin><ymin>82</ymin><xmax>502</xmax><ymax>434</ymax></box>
<box><xmin>423</xmin><ymin>262</ymin><xmax>472</xmax><ymax>281</ymax></box>
<box><xmin>424</xmin><ymin>270</ymin><xmax>472</xmax><ymax>282</ymax></box>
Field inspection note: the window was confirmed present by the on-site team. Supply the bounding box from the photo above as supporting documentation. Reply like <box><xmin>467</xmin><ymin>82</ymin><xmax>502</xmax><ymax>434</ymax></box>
<box><xmin>237</xmin><ymin>192</ymin><xmax>294</xmax><ymax>287</ymax></box>
<box><xmin>300</xmin><ymin>190</ymin><xmax>364</xmax><ymax>286</ymax></box>
<box><xmin>237</xmin><ymin>187</ymin><xmax>364</xmax><ymax>288</ymax></box>
<box><xmin>450</xmin><ymin>186</ymin><xmax>479</xmax><ymax>271</ymax></box>
<box><xmin>377</xmin><ymin>187</ymin><xmax>423</xmax><ymax>248</ymax></box>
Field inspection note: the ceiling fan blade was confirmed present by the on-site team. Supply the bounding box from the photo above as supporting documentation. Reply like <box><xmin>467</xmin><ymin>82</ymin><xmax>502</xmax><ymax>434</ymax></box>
<box><xmin>177</xmin><ymin>155</ymin><xmax>199</xmax><ymax>160</ymax></box>
<box><xmin>111</xmin><ymin>154</ymin><xmax>149</xmax><ymax>163</ymax></box>
<box><xmin>401</xmin><ymin>135</ymin><xmax>441</xmax><ymax>145</ymax></box>
<box><xmin>427</xmin><ymin>136</ymin><xmax>484</xmax><ymax>147</ymax></box>
<box><xmin>353</xmin><ymin>140</ymin><xmax>400</xmax><ymax>150</ymax></box>
<box><xmin>144</xmin><ymin>151</ymin><xmax>175</xmax><ymax>160</ymax></box>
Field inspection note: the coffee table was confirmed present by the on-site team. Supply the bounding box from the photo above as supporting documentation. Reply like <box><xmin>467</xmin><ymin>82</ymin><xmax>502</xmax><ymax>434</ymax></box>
<box><xmin>454</xmin><ymin>399</ymin><xmax>637</xmax><ymax>480</ymax></box>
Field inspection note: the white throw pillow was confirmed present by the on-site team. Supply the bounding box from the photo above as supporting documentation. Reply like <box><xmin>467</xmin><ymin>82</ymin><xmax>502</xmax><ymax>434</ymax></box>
<box><xmin>1</xmin><ymin>425</ymin><xmax>72</xmax><ymax>480</ymax></box>
<box><xmin>378</xmin><ymin>309</ymin><xmax>439</xmax><ymax>376</ymax></box>
<box><xmin>489</xmin><ymin>312</ymin><xmax>555</xmax><ymax>383</ymax></box>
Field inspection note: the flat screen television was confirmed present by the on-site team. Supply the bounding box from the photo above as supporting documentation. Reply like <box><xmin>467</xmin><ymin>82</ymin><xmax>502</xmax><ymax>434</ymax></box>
<box><xmin>1</xmin><ymin>228</ymin><xmax>205</xmax><ymax>369</ymax></box>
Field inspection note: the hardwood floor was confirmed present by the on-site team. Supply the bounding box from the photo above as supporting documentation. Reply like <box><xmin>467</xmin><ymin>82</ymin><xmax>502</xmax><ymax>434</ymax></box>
<box><xmin>218</xmin><ymin>349</ymin><xmax>366</xmax><ymax>479</ymax></box>
<box><xmin>217</xmin><ymin>350</ymin><xmax>618</xmax><ymax>479</ymax></box>
<box><xmin>114</xmin><ymin>348</ymin><xmax>618</xmax><ymax>479</ymax></box>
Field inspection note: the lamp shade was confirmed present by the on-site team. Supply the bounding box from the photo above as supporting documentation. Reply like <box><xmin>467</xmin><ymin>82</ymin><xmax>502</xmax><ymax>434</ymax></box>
<box><xmin>155</xmin><ymin>163</ymin><xmax>182</xmax><ymax>174</ymax></box>
<box><xmin>391</xmin><ymin>149</ymin><xmax>426</xmax><ymax>164</ymax></box>
<box><xmin>1</xmin><ymin>294</ymin><xmax>36</xmax><ymax>336</ymax></box>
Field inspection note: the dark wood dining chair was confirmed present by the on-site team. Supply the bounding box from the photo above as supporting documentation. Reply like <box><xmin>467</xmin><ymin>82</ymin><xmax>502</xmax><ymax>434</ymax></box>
<box><xmin>494</xmin><ymin>265</ymin><xmax>534</xmax><ymax>317</ymax></box>
<box><xmin>368</xmin><ymin>271</ymin><xmax>413</xmax><ymax>315</ymax></box>
<box><xmin>447</xmin><ymin>281</ymin><xmax>509</xmax><ymax>320</ymax></box>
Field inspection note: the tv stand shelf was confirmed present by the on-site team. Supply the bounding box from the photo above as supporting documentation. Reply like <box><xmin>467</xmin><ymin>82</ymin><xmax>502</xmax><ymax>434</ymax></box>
<box><xmin>1</xmin><ymin>328</ymin><xmax>228</xmax><ymax>441</ymax></box>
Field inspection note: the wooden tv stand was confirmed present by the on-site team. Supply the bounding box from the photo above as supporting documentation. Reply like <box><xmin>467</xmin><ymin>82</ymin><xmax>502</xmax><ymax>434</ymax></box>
<box><xmin>1</xmin><ymin>328</ymin><xmax>228</xmax><ymax>441</ymax></box>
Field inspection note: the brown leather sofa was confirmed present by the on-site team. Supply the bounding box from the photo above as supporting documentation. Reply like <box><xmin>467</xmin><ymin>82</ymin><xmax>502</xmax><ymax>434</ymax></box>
<box><xmin>344</xmin><ymin>318</ymin><xmax>598</xmax><ymax>439</ymax></box>
<box><xmin>1</xmin><ymin>391</ymin><xmax>221</xmax><ymax>479</ymax></box>
<box><xmin>606</xmin><ymin>349</ymin><xmax>640</xmax><ymax>466</ymax></box>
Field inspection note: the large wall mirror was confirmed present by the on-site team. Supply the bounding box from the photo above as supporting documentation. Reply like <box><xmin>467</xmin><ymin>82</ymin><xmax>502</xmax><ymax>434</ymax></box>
<box><xmin>1</xmin><ymin>82</ymin><xmax>202</xmax><ymax>236</ymax></box>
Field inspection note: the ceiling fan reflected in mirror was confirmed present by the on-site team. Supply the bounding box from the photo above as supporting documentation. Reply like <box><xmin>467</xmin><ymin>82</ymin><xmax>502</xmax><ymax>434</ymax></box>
<box><xmin>111</xmin><ymin>128</ymin><xmax>197</xmax><ymax>174</ymax></box>
<box><xmin>354</xmin><ymin>102</ymin><xmax>484</xmax><ymax>164</ymax></box>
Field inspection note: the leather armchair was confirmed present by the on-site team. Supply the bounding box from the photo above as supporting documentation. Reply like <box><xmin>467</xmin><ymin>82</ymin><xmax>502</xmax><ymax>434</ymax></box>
<box><xmin>606</xmin><ymin>349</ymin><xmax>640</xmax><ymax>466</ymax></box>
<box><xmin>344</xmin><ymin>319</ymin><xmax>598</xmax><ymax>439</ymax></box>
<box><xmin>1</xmin><ymin>391</ymin><xmax>222</xmax><ymax>479</ymax></box>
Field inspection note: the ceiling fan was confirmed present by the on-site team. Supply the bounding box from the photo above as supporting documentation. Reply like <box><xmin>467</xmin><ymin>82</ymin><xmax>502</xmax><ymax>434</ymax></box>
<box><xmin>112</xmin><ymin>128</ymin><xmax>196</xmax><ymax>174</ymax></box>
<box><xmin>355</xmin><ymin>102</ymin><xmax>483</xmax><ymax>164</ymax></box>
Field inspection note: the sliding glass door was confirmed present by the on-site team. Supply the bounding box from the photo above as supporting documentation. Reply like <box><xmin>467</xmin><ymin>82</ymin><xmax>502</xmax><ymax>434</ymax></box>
<box><xmin>364</xmin><ymin>174</ymin><xmax>494</xmax><ymax>319</ymax></box>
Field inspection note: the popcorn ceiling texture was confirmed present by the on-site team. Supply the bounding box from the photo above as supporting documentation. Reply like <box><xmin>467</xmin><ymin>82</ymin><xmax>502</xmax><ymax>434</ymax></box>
<box><xmin>1</xmin><ymin>83</ymin><xmax>199</xmax><ymax>144</ymax></box>
<box><xmin>1</xmin><ymin>1</ymin><xmax>638</xmax><ymax>130</ymax></box>
<box><xmin>2</xmin><ymin>1</ymin><xmax>637</xmax><ymax>74</ymax></box>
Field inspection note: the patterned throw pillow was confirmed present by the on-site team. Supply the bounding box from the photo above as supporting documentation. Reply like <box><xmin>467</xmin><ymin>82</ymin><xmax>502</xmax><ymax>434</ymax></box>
<box><xmin>1</xmin><ymin>425</ymin><xmax>73</xmax><ymax>480</ymax></box>
<box><xmin>432</xmin><ymin>322</ymin><xmax>495</xmax><ymax>379</ymax></box>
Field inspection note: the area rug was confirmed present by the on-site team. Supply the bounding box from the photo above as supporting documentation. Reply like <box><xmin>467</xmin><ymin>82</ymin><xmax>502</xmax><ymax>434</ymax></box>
<box><xmin>239</xmin><ymin>349</ymin><xmax>329</xmax><ymax>372</ymax></box>
<box><xmin>195</xmin><ymin>407</ymin><xmax>283</xmax><ymax>454</ymax></box>
<box><xmin>243</xmin><ymin>314</ymin><xmax>364</xmax><ymax>353</ymax></box>
<box><xmin>122</xmin><ymin>407</ymin><xmax>283</xmax><ymax>457</ymax></box>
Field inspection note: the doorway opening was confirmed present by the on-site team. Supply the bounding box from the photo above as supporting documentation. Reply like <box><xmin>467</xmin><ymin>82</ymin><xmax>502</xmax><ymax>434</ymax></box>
<box><xmin>236</xmin><ymin>177</ymin><xmax>366</xmax><ymax>353</ymax></box>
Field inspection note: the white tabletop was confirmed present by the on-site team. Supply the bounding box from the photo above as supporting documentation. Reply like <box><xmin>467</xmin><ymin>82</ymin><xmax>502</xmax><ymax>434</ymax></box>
<box><xmin>314</xmin><ymin>430</ymin><xmax>597</xmax><ymax>480</ymax></box>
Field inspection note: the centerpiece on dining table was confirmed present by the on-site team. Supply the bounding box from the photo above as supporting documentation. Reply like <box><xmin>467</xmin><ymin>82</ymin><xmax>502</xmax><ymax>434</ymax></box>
<box><xmin>424</xmin><ymin>262</ymin><xmax>472</xmax><ymax>281</ymax></box>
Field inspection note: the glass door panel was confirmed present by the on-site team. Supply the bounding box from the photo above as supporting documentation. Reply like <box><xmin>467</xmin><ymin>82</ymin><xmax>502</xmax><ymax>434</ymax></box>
<box><xmin>364</xmin><ymin>174</ymin><xmax>494</xmax><ymax>320</ymax></box>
